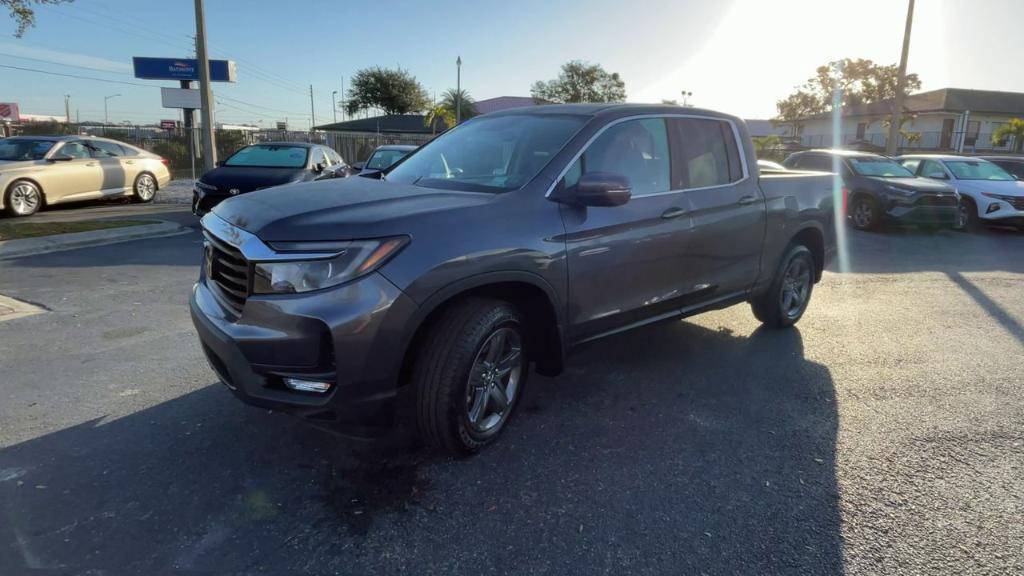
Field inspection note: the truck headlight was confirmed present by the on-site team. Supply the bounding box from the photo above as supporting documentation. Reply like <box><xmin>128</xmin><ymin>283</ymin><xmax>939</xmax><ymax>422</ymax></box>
<box><xmin>195</xmin><ymin>180</ymin><xmax>217</xmax><ymax>191</ymax></box>
<box><xmin>252</xmin><ymin>237</ymin><xmax>407</xmax><ymax>294</ymax></box>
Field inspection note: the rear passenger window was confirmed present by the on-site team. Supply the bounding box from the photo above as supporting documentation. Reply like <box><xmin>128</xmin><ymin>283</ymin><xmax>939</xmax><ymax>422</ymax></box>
<box><xmin>900</xmin><ymin>158</ymin><xmax>920</xmax><ymax>174</ymax></box>
<box><xmin>797</xmin><ymin>154</ymin><xmax>832</xmax><ymax>172</ymax></box>
<box><xmin>671</xmin><ymin>118</ymin><xmax>744</xmax><ymax>189</ymax></box>
<box><xmin>576</xmin><ymin>118</ymin><xmax>670</xmax><ymax>197</ymax></box>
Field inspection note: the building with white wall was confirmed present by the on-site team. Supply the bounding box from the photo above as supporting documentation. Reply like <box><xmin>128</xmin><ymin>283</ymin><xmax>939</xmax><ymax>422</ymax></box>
<box><xmin>782</xmin><ymin>88</ymin><xmax>1024</xmax><ymax>153</ymax></box>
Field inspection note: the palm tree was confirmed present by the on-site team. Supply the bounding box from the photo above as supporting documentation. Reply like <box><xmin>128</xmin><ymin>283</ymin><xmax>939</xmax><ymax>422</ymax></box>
<box><xmin>440</xmin><ymin>88</ymin><xmax>478</xmax><ymax>122</ymax></box>
<box><xmin>992</xmin><ymin>118</ymin><xmax>1024</xmax><ymax>152</ymax></box>
<box><xmin>424</xmin><ymin>105</ymin><xmax>456</xmax><ymax>135</ymax></box>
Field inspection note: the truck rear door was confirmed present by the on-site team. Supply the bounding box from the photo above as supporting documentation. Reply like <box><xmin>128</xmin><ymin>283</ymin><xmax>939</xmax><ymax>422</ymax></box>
<box><xmin>668</xmin><ymin>117</ymin><xmax>766</xmax><ymax>296</ymax></box>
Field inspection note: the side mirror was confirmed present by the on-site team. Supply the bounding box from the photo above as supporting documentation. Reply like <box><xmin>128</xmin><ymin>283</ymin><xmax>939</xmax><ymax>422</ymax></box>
<box><xmin>927</xmin><ymin>172</ymin><xmax>949</xmax><ymax>180</ymax></box>
<box><xmin>314</xmin><ymin>162</ymin><xmax>326</xmax><ymax>173</ymax></box>
<box><xmin>564</xmin><ymin>172</ymin><xmax>632</xmax><ymax>207</ymax></box>
<box><xmin>48</xmin><ymin>155</ymin><xmax>74</xmax><ymax>162</ymax></box>
<box><xmin>352</xmin><ymin>161</ymin><xmax>365</xmax><ymax>171</ymax></box>
<box><xmin>215</xmin><ymin>160</ymin><xmax>224</xmax><ymax>167</ymax></box>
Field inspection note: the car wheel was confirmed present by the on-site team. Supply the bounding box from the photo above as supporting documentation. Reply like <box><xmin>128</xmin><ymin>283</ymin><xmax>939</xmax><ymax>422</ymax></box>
<box><xmin>849</xmin><ymin>196</ymin><xmax>880</xmax><ymax>231</ymax></box>
<box><xmin>132</xmin><ymin>173</ymin><xmax>157</xmax><ymax>203</ymax></box>
<box><xmin>954</xmin><ymin>198</ymin><xmax>978</xmax><ymax>232</ymax></box>
<box><xmin>751</xmin><ymin>244</ymin><xmax>815</xmax><ymax>329</ymax></box>
<box><xmin>4</xmin><ymin>180</ymin><xmax>43</xmax><ymax>217</ymax></box>
<box><xmin>412</xmin><ymin>298</ymin><xmax>528</xmax><ymax>455</ymax></box>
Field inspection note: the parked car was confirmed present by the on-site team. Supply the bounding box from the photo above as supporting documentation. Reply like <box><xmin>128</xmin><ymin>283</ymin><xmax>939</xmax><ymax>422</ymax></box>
<box><xmin>191</xmin><ymin>104</ymin><xmax>835</xmax><ymax>454</ymax></box>
<box><xmin>976</xmin><ymin>155</ymin><xmax>1024</xmax><ymax>180</ymax></box>
<box><xmin>0</xmin><ymin>135</ymin><xmax>170</xmax><ymax>217</ymax></box>
<box><xmin>353</xmin><ymin>144</ymin><xmax>417</xmax><ymax>175</ymax></box>
<box><xmin>192</xmin><ymin>142</ymin><xmax>352</xmax><ymax>216</ymax></box>
<box><xmin>757</xmin><ymin>159</ymin><xmax>786</xmax><ymax>171</ymax></box>
<box><xmin>783</xmin><ymin>149</ymin><xmax>959</xmax><ymax>231</ymax></box>
<box><xmin>898</xmin><ymin>154</ymin><xmax>1024</xmax><ymax>231</ymax></box>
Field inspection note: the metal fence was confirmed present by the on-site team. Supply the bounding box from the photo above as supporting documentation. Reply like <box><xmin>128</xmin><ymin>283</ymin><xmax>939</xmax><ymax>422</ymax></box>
<box><xmin>798</xmin><ymin>131</ymin><xmax>1019</xmax><ymax>153</ymax></box>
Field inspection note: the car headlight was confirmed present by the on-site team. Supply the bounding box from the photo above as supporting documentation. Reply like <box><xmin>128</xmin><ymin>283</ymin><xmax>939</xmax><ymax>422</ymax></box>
<box><xmin>885</xmin><ymin>184</ymin><xmax>915</xmax><ymax>196</ymax></box>
<box><xmin>252</xmin><ymin>237</ymin><xmax>408</xmax><ymax>294</ymax></box>
<box><xmin>981</xmin><ymin>192</ymin><xmax>1019</xmax><ymax>202</ymax></box>
<box><xmin>195</xmin><ymin>180</ymin><xmax>217</xmax><ymax>191</ymax></box>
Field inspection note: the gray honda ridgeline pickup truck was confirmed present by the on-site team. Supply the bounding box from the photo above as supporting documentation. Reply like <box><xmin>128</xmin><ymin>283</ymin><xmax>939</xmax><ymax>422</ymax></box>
<box><xmin>191</xmin><ymin>104</ymin><xmax>835</xmax><ymax>454</ymax></box>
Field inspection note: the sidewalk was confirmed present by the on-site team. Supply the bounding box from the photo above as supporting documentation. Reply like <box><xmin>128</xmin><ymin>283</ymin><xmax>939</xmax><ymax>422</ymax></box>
<box><xmin>0</xmin><ymin>220</ymin><xmax>189</xmax><ymax>260</ymax></box>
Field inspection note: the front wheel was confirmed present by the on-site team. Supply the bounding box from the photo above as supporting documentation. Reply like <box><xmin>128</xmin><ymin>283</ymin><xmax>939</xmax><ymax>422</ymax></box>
<box><xmin>751</xmin><ymin>244</ymin><xmax>815</xmax><ymax>329</ymax></box>
<box><xmin>132</xmin><ymin>173</ymin><xmax>157</xmax><ymax>203</ymax></box>
<box><xmin>412</xmin><ymin>298</ymin><xmax>528</xmax><ymax>455</ymax></box>
<box><xmin>4</xmin><ymin>180</ymin><xmax>43</xmax><ymax>217</ymax></box>
<box><xmin>954</xmin><ymin>198</ymin><xmax>978</xmax><ymax>232</ymax></box>
<box><xmin>849</xmin><ymin>196</ymin><xmax>881</xmax><ymax>231</ymax></box>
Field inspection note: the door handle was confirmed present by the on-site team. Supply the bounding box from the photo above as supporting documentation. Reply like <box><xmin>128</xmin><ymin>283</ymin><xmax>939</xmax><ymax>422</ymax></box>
<box><xmin>85</xmin><ymin>162</ymin><xmax>98</xmax><ymax>167</ymax></box>
<box><xmin>661</xmin><ymin>207</ymin><xmax>688</xmax><ymax>219</ymax></box>
<box><xmin>124</xmin><ymin>160</ymin><xmax>135</xmax><ymax>165</ymax></box>
<box><xmin>738</xmin><ymin>195</ymin><xmax>758</xmax><ymax>206</ymax></box>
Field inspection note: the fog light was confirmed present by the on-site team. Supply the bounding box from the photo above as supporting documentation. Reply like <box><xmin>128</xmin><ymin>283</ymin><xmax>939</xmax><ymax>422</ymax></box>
<box><xmin>283</xmin><ymin>377</ymin><xmax>333</xmax><ymax>393</ymax></box>
<box><xmin>987</xmin><ymin>203</ymin><xmax>1001</xmax><ymax>214</ymax></box>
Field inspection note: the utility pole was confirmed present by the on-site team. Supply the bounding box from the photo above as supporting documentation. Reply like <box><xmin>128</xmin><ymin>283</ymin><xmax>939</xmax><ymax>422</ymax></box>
<box><xmin>340</xmin><ymin>76</ymin><xmax>345</xmax><ymax>122</ymax></box>
<box><xmin>64</xmin><ymin>94</ymin><xmax>70</xmax><ymax>126</ymax></box>
<box><xmin>194</xmin><ymin>0</ymin><xmax>217</xmax><ymax>171</ymax></box>
<box><xmin>456</xmin><ymin>56</ymin><xmax>462</xmax><ymax>125</ymax></box>
<box><xmin>104</xmin><ymin>93</ymin><xmax>121</xmax><ymax>126</ymax></box>
<box><xmin>309</xmin><ymin>85</ymin><xmax>316</xmax><ymax>131</ymax></box>
<box><xmin>885</xmin><ymin>0</ymin><xmax>915</xmax><ymax>156</ymax></box>
<box><xmin>332</xmin><ymin>90</ymin><xmax>338</xmax><ymax>124</ymax></box>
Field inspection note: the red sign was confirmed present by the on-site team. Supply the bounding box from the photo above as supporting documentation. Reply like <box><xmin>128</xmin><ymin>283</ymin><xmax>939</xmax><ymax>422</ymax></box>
<box><xmin>160</xmin><ymin>119</ymin><xmax>177</xmax><ymax>130</ymax></box>
<box><xmin>0</xmin><ymin>103</ymin><xmax>20</xmax><ymax>122</ymax></box>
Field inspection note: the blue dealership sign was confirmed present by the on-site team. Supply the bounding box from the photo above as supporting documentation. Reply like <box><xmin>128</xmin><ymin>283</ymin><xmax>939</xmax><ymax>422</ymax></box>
<box><xmin>132</xmin><ymin>57</ymin><xmax>237</xmax><ymax>82</ymax></box>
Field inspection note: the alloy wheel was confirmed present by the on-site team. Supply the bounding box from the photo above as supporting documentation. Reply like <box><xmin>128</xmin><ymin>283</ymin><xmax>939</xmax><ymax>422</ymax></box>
<box><xmin>852</xmin><ymin>201</ymin><xmax>872</xmax><ymax>229</ymax></box>
<box><xmin>779</xmin><ymin>256</ymin><xmax>812</xmax><ymax>319</ymax></box>
<box><xmin>137</xmin><ymin>175</ymin><xmax>156</xmax><ymax>200</ymax></box>
<box><xmin>465</xmin><ymin>326</ymin><xmax>523</xmax><ymax>434</ymax></box>
<box><xmin>9</xmin><ymin>183</ymin><xmax>41</xmax><ymax>215</ymax></box>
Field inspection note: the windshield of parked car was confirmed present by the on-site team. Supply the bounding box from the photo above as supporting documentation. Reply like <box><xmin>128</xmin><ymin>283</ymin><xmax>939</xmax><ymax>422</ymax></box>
<box><xmin>945</xmin><ymin>160</ymin><xmax>1014</xmax><ymax>181</ymax></box>
<box><xmin>384</xmin><ymin>114</ymin><xmax>587</xmax><ymax>192</ymax></box>
<box><xmin>0</xmin><ymin>139</ymin><xmax>56</xmax><ymax>161</ymax></box>
<box><xmin>848</xmin><ymin>157</ymin><xmax>916</xmax><ymax>178</ymax></box>
<box><xmin>224</xmin><ymin>145</ymin><xmax>308</xmax><ymax>168</ymax></box>
<box><xmin>365</xmin><ymin>149</ymin><xmax>410</xmax><ymax>171</ymax></box>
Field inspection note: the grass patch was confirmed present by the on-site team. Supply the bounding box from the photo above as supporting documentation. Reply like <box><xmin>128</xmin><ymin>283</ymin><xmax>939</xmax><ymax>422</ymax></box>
<box><xmin>0</xmin><ymin>220</ymin><xmax>153</xmax><ymax>241</ymax></box>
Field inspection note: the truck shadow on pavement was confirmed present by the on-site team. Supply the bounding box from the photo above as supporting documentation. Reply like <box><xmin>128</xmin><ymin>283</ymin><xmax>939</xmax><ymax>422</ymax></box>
<box><xmin>0</xmin><ymin>321</ymin><xmax>842</xmax><ymax>575</ymax></box>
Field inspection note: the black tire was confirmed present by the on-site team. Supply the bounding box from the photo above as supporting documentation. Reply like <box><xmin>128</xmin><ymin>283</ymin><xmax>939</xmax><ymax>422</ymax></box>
<box><xmin>849</xmin><ymin>195</ymin><xmax>881</xmax><ymax>231</ymax></box>
<box><xmin>412</xmin><ymin>298</ymin><xmax>529</xmax><ymax>455</ymax></box>
<box><xmin>132</xmin><ymin>172</ymin><xmax>158</xmax><ymax>203</ymax></box>
<box><xmin>751</xmin><ymin>244</ymin><xmax>815</xmax><ymax>329</ymax></box>
<box><xmin>955</xmin><ymin>198</ymin><xmax>978</xmax><ymax>232</ymax></box>
<box><xmin>3</xmin><ymin>180</ymin><xmax>43</xmax><ymax>217</ymax></box>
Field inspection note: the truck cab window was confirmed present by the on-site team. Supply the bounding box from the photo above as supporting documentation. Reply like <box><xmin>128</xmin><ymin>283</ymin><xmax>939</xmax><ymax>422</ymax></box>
<box><xmin>575</xmin><ymin>118</ymin><xmax>669</xmax><ymax>197</ymax></box>
<box><xmin>672</xmin><ymin>118</ymin><xmax>743</xmax><ymax>188</ymax></box>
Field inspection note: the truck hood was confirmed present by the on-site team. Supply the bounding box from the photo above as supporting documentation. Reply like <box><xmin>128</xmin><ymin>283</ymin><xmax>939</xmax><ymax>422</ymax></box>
<box><xmin>198</xmin><ymin>165</ymin><xmax>308</xmax><ymax>194</ymax></box>
<box><xmin>867</xmin><ymin>176</ymin><xmax>955</xmax><ymax>193</ymax></box>
<box><xmin>211</xmin><ymin>177</ymin><xmax>493</xmax><ymax>242</ymax></box>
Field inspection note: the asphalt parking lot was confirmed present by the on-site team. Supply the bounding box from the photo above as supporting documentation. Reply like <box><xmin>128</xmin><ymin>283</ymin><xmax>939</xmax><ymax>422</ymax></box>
<box><xmin>1</xmin><ymin>222</ymin><xmax>1022</xmax><ymax>575</ymax></box>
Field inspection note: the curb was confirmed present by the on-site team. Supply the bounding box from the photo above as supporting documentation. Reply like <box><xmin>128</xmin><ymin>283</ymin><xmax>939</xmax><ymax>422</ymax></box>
<box><xmin>0</xmin><ymin>221</ymin><xmax>191</xmax><ymax>260</ymax></box>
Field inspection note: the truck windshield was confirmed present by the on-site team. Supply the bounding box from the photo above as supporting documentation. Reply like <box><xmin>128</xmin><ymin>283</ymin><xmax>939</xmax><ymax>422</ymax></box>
<box><xmin>0</xmin><ymin>139</ymin><xmax>56</xmax><ymax>161</ymax></box>
<box><xmin>385</xmin><ymin>114</ymin><xmax>587</xmax><ymax>192</ymax></box>
<box><xmin>849</xmin><ymin>157</ymin><xmax>916</xmax><ymax>178</ymax></box>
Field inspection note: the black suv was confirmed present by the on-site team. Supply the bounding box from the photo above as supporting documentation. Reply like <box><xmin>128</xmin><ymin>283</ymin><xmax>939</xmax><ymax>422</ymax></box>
<box><xmin>191</xmin><ymin>104</ymin><xmax>835</xmax><ymax>454</ymax></box>
<box><xmin>783</xmin><ymin>149</ymin><xmax>959</xmax><ymax>230</ymax></box>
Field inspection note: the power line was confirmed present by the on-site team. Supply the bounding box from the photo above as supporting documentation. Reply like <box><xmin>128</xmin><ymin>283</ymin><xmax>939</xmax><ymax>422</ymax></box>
<box><xmin>217</xmin><ymin>95</ymin><xmax>307</xmax><ymax>116</ymax></box>
<box><xmin>0</xmin><ymin>51</ymin><xmax>131</xmax><ymax>75</ymax></box>
<box><xmin>0</xmin><ymin>63</ymin><xmax>151</xmax><ymax>87</ymax></box>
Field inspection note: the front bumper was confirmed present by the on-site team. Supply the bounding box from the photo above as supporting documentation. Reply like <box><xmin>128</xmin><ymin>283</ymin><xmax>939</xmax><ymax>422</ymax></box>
<box><xmin>884</xmin><ymin>195</ymin><xmax>959</xmax><ymax>225</ymax></box>
<box><xmin>190</xmin><ymin>271</ymin><xmax>419</xmax><ymax>436</ymax></box>
<box><xmin>192</xmin><ymin>188</ymin><xmax>230</xmax><ymax>217</ymax></box>
<box><xmin>978</xmin><ymin>198</ymin><xmax>1024</xmax><ymax>225</ymax></box>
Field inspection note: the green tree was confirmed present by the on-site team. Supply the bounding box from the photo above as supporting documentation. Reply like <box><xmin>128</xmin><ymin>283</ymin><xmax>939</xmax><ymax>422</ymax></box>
<box><xmin>439</xmin><ymin>88</ymin><xmax>478</xmax><ymax>121</ymax></box>
<box><xmin>3</xmin><ymin>0</ymin><xmax>71</xmax><ymax>37</ymax></box>
<box><xmin>345</xmin><ymin>67</ymin><xmax>430</xmax><ymax>116</ymax></box>
<box><xmin>531</xmin><ymin>60</ymin><xmax>626</xmax><ymax>104</ymax></box>
<box><xmin>423</xmin><ymin>105</ymin><xmax>455</xmax><ymax>135</ymax></box>
<box><xmin>774</xmin><ymin>58</ymin><xmax>922</xmax><ymax>130</ymax></box>
<box><xmin>753</xmin><ymin>135</ymin><xmax>783</xmax><ymax>161</ymax></box>
<box><xmin>993</xmin><ymin>118</ymin><xmax>1024</xmax><ymax>152</ymax></box>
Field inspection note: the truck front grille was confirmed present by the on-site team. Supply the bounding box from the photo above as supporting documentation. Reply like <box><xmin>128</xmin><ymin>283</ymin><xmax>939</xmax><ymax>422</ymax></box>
<box><xmin>916</xmin><ymin>195</ymin><xmax>958</xmax><ymax>207</ymax></box>
<box><xmin>204</xmin><ymin>232</ymin><xmax>249</xmax><ymax>318</ymax></box>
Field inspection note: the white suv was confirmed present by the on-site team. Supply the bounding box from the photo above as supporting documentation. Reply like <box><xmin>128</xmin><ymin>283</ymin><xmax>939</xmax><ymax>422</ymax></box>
<box><xmin>897</xmin><ymin>154</ymin><xmax>1024</xmax><ymax>231</ymax></box>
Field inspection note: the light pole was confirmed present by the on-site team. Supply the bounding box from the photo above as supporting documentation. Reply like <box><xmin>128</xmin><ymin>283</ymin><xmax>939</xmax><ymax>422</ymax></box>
<box><xmin>104</xmin><ymin>93</ymin><xmax>121</xmax><ymax>126</ymax></box>
<box><xmin>63</xmin><ymin>94</ymin><xmax>70</xmax><ymax>125</ymax></box>
<box><xmin>885</xmin><ymin>0</ymin><xmax>915</xmax><ymax>156</ymax></box>
<box><xmin>332</xmin><ymin>90</ymin><xmax>338</xmax><ymax>124</ymax></box>
<box><xmin>456</xmin><ymin>56</ymin><xmax>462</xmax><ymax>125</ymax></box>
<box><xmin>194</xmin><ymin>0</ymin><xmax>218</xmax><ymax>171</ymax></box>
<box><xmin>681</xmin><ymin>90</ymin><xmax>693</xmax><ymax>107</ymax></box>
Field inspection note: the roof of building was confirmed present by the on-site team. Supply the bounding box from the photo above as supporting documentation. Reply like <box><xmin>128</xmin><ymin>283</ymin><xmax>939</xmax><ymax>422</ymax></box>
<box><xmin>803</xmin><ymin>88</ymin><xmax>1024</xmax><ymax>120</ymax></box>
<box><xmin>475</xmin><ymin>96</ymin><xmax>543</xmax><ymax>115</ymax></box>
<box><xmin>315</xmin><ymin>114</ymin><xmax>446</xmax><ymax>133</ymax></box>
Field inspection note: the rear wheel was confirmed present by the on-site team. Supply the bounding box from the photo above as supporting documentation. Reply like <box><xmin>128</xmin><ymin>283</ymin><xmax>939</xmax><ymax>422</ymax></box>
<box><xmin>850</xmin><ymin>196</ymin><xmax>881</xmax><ymax>231</ymax></box>
<box><xmin>412</xmin><ymin>298</ymin><xmax>528</xmax><ymax>455</ymax></box>
<box><xmin>132</xmin><ymin>173</ymin><xmax>157</xmax><ymax>203</ymax></box>
<box><xmin>4</xmin><ymin>180</ymin><xmax>42</xmax><ymax>217</ymax></box>
<box><xmin>751</xmin><ymin>244</ymin><xmax>815</xmax><ymax>329</ymax></box>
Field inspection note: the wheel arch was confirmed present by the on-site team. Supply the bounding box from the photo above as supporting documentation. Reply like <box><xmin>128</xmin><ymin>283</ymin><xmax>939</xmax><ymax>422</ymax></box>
<box><xmin>788</xmin><ymin>224</ymin><xmax>826</xmax><ymax>282</ymax></box>
<box><xmin>397</xmin><ymin>272</ymin><xmax>567</xmax><ymax>391</ymax></box>
<box><xmin>3</xmin><ymin>177</ymin><xmax>47</xmax><ymax>211</ymax></box>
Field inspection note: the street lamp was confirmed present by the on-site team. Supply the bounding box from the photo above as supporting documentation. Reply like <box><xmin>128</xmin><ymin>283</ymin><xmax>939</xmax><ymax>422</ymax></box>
<box><xmin>104</xmin><ymin>93</ymin><xmax>121</xmax><ymax>126</ymax></box>
<box><xmin>681</xmin><ymin>90</ymin><xmax>693</xmax><ymax>107</ymax></box>
<box><xmin>332</xmin><ymin>90</ymin><xmax>338</xmax><ymax>123</ymax></box>
<box><xmin>456</xmin><ymin>56</ymin><xmax>462</xmax><ymax>125</ymax></box>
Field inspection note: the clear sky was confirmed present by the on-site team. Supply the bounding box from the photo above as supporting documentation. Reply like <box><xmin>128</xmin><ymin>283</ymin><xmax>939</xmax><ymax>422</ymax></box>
<box><xmin>2</xmin><ymin>0</ymin><xmax>1023</xmax><ymax>128</ymax></box>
